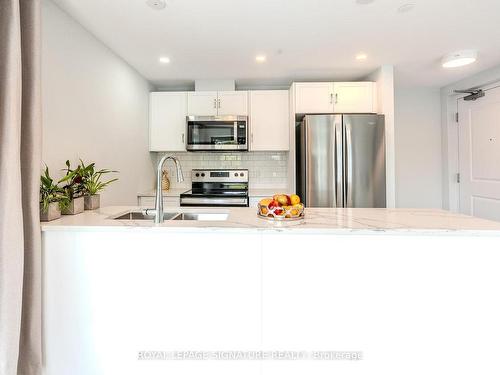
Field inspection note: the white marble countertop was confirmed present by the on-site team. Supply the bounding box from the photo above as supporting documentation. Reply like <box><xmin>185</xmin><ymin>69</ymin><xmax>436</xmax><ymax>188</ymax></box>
<box><xmin>40</xmin><ymin>206</ymin><xmax>500</xmax><ymax>235</ymax></box>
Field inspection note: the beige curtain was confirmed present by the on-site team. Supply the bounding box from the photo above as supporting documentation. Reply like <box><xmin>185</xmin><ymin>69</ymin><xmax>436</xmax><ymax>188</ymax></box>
<box><xmin>0</xmin><ymin>0</ymin><xmax>42</xmax><ymax>374</ymax></box>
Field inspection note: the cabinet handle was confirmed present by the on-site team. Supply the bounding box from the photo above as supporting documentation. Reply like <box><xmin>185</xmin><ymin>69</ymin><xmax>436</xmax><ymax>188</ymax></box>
<box><xmin>335</xmin><ymin>93</ymin><xmax>338</xmax><ymax>104</ymax></box>
<box><xmin>218</xmin><ymin>98</ymin><xmax>221</xmax><ymax>109</ymax></box>
<box><xmin>213</xmin><ymin>99</ymin><xmax>217</xmax><ymax>109</ymax></box>
<box><xmin>182</xmin><ymin>133</ymin><xmax>185</xmax><ymax>144</ymax></box>
<box><xmin>330</xmin><ymin>93</ymin><xmax>333</xmax><ymax>104</ymax></box>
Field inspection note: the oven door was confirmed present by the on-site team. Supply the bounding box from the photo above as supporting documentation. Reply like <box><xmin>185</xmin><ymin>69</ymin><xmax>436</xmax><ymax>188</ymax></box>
<box><xmin>186</xmin><ymin>116</ymin><xmax>248</xmax><ymax>151</ymax></box>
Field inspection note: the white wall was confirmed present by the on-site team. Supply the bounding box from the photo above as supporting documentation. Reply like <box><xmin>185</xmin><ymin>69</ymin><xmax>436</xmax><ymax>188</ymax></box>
<box><xmin>41</xmin><ymin>0</ymin><xmax>155</xmax><ymax>205</ymax></box>
<box><xmin>394</xmin><ymin>88</ymin><xmax>442</xmax><ymax>208</ymax></box>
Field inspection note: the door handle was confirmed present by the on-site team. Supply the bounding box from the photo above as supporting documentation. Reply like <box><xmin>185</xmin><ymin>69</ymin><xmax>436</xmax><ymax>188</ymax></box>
<box><xmin>345</xmin><ymin>124</ymin><xmax>353</xmax><ymax>207</ymax></box>
<box><xmin>332</xmin><ymin>125</ymin><xmax>337</xmax><ymax>207</ymax></box>
<box><xmin>335</xmin><ymin>124</ymin><xmax>343</xmax><ymax>207</ymax></box>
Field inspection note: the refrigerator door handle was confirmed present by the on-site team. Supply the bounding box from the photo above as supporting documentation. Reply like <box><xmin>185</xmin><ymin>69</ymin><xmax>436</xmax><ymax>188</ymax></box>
<box><xmin>305</xmin><ymin>120</ymin><xmax>313</xmax><ymax>206</ymax></box>
<box><xmin>335</xmin><ymin>122</ymin><xmax>343</xmax><ymax>207</ymax></box>
<box><xmin>345</xmin><ymin>124</ymin><xmax>354</xmax><ymax>207</ymax></box>
<box><xmin>331</xmin><ymin>122</ymin><xmax>337</xmax><ymax>207</ymax></box>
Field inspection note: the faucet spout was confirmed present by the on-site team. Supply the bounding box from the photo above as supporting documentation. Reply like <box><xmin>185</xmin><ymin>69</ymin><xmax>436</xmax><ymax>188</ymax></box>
<box><xmin>154</xmin><ymin>155</ymin><xmax>183</xmax><ymax>224</ymax></box>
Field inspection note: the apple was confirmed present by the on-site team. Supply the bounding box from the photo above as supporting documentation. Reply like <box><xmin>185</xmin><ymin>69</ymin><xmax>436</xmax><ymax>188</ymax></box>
<box><xmin>268</xmin><ymin>200</ymin><xmax>284</xmax><ymax>215</ymax></box>
<box><xmin>276</xmin><ymin>194</ymin><xmax>291</xmax><ymax>206</ymax></box>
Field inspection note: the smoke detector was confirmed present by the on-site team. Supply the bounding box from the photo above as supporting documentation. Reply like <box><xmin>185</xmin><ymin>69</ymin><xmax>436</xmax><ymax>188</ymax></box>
<box><xmin>442</xmin><ymin>50</ymin><xmax>478</xmax><ymax>68</ymax></box>
<box><xmin>146</xmin><ymin>0</ymin><xmax>167</xmax><ymax>10</ymax></box>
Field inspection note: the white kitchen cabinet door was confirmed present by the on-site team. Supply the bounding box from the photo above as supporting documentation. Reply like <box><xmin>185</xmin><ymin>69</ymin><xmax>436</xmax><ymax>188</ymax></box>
<box><xmin>187</xmin><ymin>91</ymin><xmax>218</xmax><ymax>116</ymax></box>
<box><xmin>333</xmin><ymin>81</ymin><xmax>377</xmax><ymax>113</ymax></box>
<box><xmin>217</xmin><ymin>91</ymin><xmax>248</xmax><ymax>116</ymax></box>
<box><xmin>294</xmin><ymin>82</ymin><xmax>334</xmax><ymax>114</ymax></box>
<box><xmin>149</xmin><ymin>92</ymin><xmax>187</xmax><ymax>151</ymax></box>
<box><xmin>249</xmin><ymin>90</ymin><xmax>289</xmax><ymax>151</ymax></box>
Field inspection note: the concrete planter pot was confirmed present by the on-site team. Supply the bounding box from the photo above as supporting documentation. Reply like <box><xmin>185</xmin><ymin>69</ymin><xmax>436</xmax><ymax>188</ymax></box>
<box><xmin>40</xmin><ymin>202</ymin><xmax>61</xmax><ymax>222</ymax></box>
<box><xmin>84</xmin><ymin>194</ymin><xmax>100</xmax><ymax>210</ymax></box>
<box><xmin>62</xmin><ymin>196</ymin><xmax>85</xmax><ymax>215</ymax></box>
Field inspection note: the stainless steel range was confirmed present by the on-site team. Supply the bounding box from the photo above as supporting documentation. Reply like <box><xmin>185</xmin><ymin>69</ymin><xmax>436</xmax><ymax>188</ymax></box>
<box><xmin>180</xmin><ymin>169</ymin><xmax>249</xmax><ymax>207</ymax></box>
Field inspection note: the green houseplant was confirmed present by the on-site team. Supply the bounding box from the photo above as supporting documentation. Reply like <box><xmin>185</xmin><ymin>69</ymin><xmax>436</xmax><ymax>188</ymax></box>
<box><xmin>78</xmin><ymin>159</ymin><xmax>118</xmax><ymax>210</ymax></box>
<box><xmin>40</xmin><ymin>166</ymin><xmax>69</xmax><ymax>222</ymax></box>
<box><xmin>58</xmin><ymin>160</ymin><xmax>85</xmax><ymax>215</ymax></box>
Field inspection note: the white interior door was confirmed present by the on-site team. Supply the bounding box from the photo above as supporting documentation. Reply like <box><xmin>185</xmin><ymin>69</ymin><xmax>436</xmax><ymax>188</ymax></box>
<box><xmin>458</xmin><ymin>86</ymin><xmax>500</xmax><ymax>221</ymax></box>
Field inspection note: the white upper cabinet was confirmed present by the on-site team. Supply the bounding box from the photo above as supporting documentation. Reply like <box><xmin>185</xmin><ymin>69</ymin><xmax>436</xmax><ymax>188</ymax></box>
<box><xmin>217</xmin><ymin>91</ymin><xmax>248</xmax><ymax>116</ymax></box>
<box><xmin>187</xmin><ymin>91</ymin><xmax>218</xmax><ymax>116</ymax></box>
<box><xmin>294</xmin><ymin>81</ymin><xmax>377</xmax><ymax>114</ymax></box>
<box><xmin>149</xmin><ymin>92</ymin><xmax>187</xmax><ymax>152</ymax></box>
<box><xmin>249</xmin><ymin>90</ymin><xmax>289</xmax><ymax>151</ymax></box>
<box><xmin>187</xmin><ymin>91</ymin><xmax>248</xmax><ymax>116</ymax></box>
<box><xmin>294</xmin><ymin>82</ymin><xmax>334</xmax><ymax>114</ymax></box>
<box><xmin>333</xmin><ymin>82</ymin><xmax>377</xmax><ymax>113</ymax></box>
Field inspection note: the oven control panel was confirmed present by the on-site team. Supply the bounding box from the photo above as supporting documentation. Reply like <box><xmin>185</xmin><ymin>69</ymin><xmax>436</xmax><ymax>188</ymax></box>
<box><xmin>191</xmin><ymin>169</ymin><xmax>248</xmax><ymax>183</ymax></box>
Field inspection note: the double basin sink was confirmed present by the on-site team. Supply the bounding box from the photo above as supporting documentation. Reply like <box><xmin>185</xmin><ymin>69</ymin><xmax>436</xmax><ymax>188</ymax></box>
<box><xmin>113</xmin><ymin>211</ymin><xmax>228</xmax><ymax>221</ymax></box>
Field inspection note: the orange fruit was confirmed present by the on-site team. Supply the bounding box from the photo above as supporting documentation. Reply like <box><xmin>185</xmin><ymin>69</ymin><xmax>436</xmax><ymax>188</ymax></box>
<box><xmin>259</xmin><ymin>198</ymin><xmax>272</xmax><ymax>206</ymax></box>
<box><xmin>290</xmin><ymin>194</ymin><xmax>301</xmax><ymax>205</ymax></box>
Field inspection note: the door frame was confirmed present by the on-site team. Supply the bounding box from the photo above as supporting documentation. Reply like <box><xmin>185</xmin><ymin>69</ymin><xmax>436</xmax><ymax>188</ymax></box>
<box><xmin>440</xmin><ymin>66</ymin><xmax>500</xmax><ymax>212</ymax></box>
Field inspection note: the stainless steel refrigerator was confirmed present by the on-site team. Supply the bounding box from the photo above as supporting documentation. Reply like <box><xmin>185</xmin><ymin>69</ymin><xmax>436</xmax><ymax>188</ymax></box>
<box><xmin>296</xmin><ymin>114</ymin><xmax>386</xmax><ymax>208</ymax></box>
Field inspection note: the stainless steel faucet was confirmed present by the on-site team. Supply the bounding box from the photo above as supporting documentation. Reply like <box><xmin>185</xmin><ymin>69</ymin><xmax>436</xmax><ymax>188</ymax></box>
<box><xmin>153</xmin><ymin>155</ymin><xmax>184</xmax><ymax>224</ymax></box>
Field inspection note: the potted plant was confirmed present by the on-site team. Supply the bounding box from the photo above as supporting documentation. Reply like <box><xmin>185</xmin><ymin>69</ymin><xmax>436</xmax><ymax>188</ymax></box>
<box><xmin>40</xmin><ymin>166</ymin><xmax>69</xmax><ymax>222</ymax></box>
<box><xmin>58</xmin><ymin>160</ymin><xmax>85</xmax><ymax>215</ymax></box>
<box><xmin>78</xmin><ymin>160</ymin><xmax>118</xmax><ymax>210</ymax></box>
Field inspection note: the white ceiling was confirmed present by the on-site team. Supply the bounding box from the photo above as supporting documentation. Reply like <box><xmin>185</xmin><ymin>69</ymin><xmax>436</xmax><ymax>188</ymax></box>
<box><xmin>51</xmin><ymin>0</ymin><xmax>500</xmax><ymax>89</ymax></box>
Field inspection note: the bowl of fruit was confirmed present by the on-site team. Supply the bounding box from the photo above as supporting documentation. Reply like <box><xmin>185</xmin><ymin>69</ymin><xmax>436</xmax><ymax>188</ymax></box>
<box><xmin>257</xmin><ymin>194</ymin><xmax>304</xmax><ymax>221</ymax></box>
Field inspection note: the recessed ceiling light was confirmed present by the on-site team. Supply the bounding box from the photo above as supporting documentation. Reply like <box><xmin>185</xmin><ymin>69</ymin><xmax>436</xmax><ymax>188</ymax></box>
<box><xmin>255</xmin><ymin>55</ymin><xmax>266</xmax><ymax>63</ymax></box>
<box><xmin>398</xmin><ymin>3</ymin><xmax>415</xmax><ymax>13</ymax></box>
<box><xmin>442</xmin><ymin>50</ymin><xmax>477</xmax><ymax>68</ymax></box>
<box><xmin>356</xmin><ymin>0</ymin><xmax>375</xmax><ymax>4</ymax></box>
<box><xmin>356</xmin><ymin>53</ymin><xmax>368</xmax><ymax>61</ymax></box>
<box><xmin>146</xmin><ymin>0</ymin><xmax>166</xmax><ymax>10</ymax></box>
<box><xmin>159</xmin><ymin>56</ymin><xmax>170</xmax><ymax>64</ymax></box>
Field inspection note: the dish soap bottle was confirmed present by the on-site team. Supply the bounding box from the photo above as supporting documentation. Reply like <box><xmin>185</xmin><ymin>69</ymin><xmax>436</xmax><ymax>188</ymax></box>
<box><xmin>162</xmin><ymin>170</ymin><xmax>170</xmax><ymax>191</ymax></box>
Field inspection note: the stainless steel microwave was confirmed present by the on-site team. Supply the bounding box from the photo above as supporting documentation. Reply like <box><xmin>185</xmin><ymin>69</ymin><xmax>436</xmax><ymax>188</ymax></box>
<box><xmin>186</xmin><ymin>115</ymin><xmax>248</xmax><ymax>151</ymax></box>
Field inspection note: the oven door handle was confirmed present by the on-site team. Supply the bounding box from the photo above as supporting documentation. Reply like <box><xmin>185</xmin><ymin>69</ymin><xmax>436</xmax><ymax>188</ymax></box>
<box><xmin>180</xmin><ymin>197</ymin><xmax>248</xmax><ymax>206</ymax></box>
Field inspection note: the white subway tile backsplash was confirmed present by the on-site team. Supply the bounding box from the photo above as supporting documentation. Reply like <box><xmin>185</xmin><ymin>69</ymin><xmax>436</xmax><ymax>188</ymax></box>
<box><xmin>156</xmin><ymin>151</ymin><xmax>289</xmax><ymax>190</ymax></box>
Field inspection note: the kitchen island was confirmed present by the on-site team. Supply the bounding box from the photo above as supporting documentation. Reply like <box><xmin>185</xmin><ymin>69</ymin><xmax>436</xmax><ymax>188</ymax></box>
<box><xmin>41</xmin><ymin>207</ymin><xmax>500</xmax><ymax>375</ymax></box>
